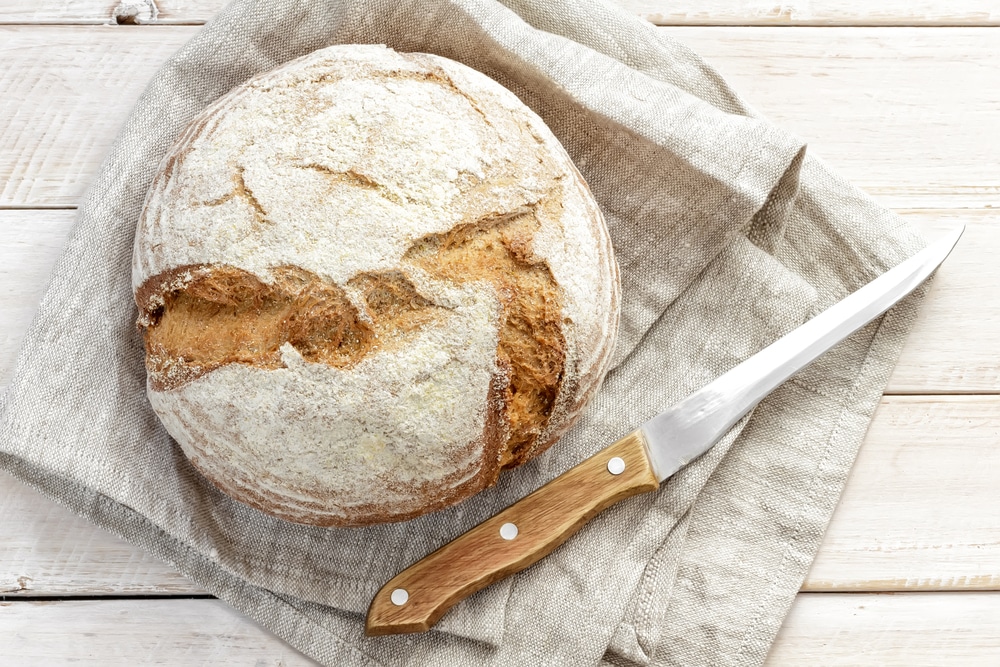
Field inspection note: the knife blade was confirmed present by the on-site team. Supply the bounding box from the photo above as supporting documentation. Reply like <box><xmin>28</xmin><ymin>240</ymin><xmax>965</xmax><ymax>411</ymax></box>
<box><xmin>365</xmin><ymin>226</ymin><xmax>964</xmax><ymax>636</ymax></box>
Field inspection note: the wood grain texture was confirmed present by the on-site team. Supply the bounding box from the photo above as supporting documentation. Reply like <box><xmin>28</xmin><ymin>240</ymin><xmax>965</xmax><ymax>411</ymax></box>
<box><xmin>1</xmin><ymin>27</ymin><xmax>998</xmax><ymax>209</ymax></box>
<box><xmin>2</xmin><ymin>0</ymin><xmax>999</xmax><ymax>26</ymax></box>
<box><xmin>0</xmin><ymin>471</ymin><xmax>204</xmax><ymax>596</ymax></box>
<box><xmin>667</xmin><ymin>27</ymin><xmax>1000</xmax><ymax>209</ymax></box>
<box><xmin>1</xmin><ymin>593</ymin><xmax>998</xmax><ymax>664</ymax></box>
<box><xmin>0</xmin><ymin>210</ymin><xmax>75</xmax><ymax>394</ymax></box>
<box><xmin>888</xmin><ymin>210</ymin><xmax>1000</xmax><ymax>393</ymax></box>
<box><xmin>366</xmin><ymin>431</ymin><xmax>659</xmax><ymax>635</ymax></box>
<box><xmin>0</xmin><ymin>25</ymin><xmax>197</xmax><ymax>208</ymax></box>
<box><xmin>764</xmin><ymin>593</ymin><xmax>1000</xmax><ymax>667</ymax></box>
<box><xmin>805</xmin><ymin>395</ymin><xmax>1000</xmax><ymax>591</ymax></box>
<box><xmin>0</xmin><ymin>0</ymin><xmax>217</xmax><ymax>24</ymax></box>
<box><xmin>624</xmin><ymin>0</ymin><xmax>1000</xmax><ymax>26</ymax></box>
<box><xmin>764</xmin><ymin>592</ymin><xmax>1000</xmax><ymax>665</ymax></box>
<box><xmin>0</xmin><ymin>599</ymin><xmax>318</xmax><ymax>666</ymax></box>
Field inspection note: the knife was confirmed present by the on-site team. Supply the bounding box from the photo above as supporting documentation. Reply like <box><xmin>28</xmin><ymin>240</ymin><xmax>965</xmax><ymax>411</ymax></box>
<box><xmin>365</xmin><ymin>226</ymin><xmax>964</xmax><ymax>636</ymax></box>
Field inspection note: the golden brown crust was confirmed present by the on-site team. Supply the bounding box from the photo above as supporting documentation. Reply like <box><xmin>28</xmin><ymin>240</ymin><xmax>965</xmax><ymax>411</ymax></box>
<box><xmin>403</xmin><ymin>207</ymin><xmax>566</xmax><ymax>468</ymax></box>
<box><xmin>139</xmin><ymin>264</ymin><xmax>444</xmax><ymax>392</ymax></box>
<box><xmin>139</xmin><ymin>205</ymin><xmax>565</xmax><ymax>467</ymax></box>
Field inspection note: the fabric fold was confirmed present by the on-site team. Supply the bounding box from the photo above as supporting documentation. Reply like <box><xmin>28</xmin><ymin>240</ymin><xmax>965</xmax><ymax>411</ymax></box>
<box><xmin>0</xmin><ymin>0</ymin><xmax>926</xmax><ymax>664</ymax></box>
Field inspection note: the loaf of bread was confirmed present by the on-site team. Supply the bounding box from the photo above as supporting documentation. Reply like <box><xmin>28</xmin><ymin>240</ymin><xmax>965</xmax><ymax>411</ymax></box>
<box><xmin>132</xmin><ymin>45</ymin><xmax>620</xmax><ymax>526</ymax></box>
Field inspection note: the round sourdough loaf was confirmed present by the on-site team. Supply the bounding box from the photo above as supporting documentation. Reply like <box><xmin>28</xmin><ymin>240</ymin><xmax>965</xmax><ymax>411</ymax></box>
<box><xmin>132</xmin><ymin>44</ymin><xmax>620</xmax><ymax>526</ymax></box>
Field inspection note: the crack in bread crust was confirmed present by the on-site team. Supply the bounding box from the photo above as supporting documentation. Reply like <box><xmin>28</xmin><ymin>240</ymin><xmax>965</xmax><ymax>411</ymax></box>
<box><xmin>291</xmin><ymin>162</ymin><xmax>407</xmax><ymax>205</ymax></box>
<box><xmin>140</xmin><ymin>266</ymin><xmax>446</xmax><ymax>392</ymax></box>
<box><xmin>138</xmin><ymin>206</ymin><xmax>565</xmax><ymax>462</ymax></box>
<box><xmin>404</xmin><ymin>208</ymin><xmax>565</xmax><ymax>467</ymax></box>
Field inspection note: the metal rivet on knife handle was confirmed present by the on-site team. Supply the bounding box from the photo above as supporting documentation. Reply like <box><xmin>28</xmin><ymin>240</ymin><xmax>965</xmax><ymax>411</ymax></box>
<box><xmin>607</xmin><ymin>457</ymin><xmax>626</xmax><ymax>475</ymax></box>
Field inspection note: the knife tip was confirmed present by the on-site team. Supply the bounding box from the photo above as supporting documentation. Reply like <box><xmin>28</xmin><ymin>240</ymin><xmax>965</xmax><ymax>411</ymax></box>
<box><xmin>925</xmin><ymin>225</ymin><xmax>964</xmax><ymax>266</ymax></box>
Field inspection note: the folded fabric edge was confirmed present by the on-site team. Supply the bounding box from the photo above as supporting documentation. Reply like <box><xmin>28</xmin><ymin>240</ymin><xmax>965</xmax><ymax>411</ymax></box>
<box><xmin>731</xmin><ymin>284</ymin><xmax>929</xmax><ymax>667</ymax></box>
<box><xmin>604</xmin><ymin>234</ymin><xmax>821</xmax><ymax>662</ymax></box>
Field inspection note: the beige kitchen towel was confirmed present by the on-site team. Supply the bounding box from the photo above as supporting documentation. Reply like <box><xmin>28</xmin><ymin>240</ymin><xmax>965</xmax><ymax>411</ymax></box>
<box><xmin>0</xmin><ymin>0</ymin><xmax>927</xmax><ymax>664</ymax></box>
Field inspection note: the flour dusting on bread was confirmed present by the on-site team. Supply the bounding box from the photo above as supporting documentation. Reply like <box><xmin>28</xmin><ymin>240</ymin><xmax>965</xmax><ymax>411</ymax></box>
<box><xmin>133</xmin><ymin>45</ymin><xmax>619</xmax><ymax>526</ymax></box>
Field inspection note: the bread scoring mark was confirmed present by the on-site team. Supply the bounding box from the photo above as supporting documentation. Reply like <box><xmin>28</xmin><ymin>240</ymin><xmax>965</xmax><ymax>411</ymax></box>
<box><xmin>139</xmin><ymin>266</ymin><xmax>447</xmax><ymax>391</ymax></box>
<box><xmin>294</xmin><ymin>162</ymin><xmax>406</xmax><ymax>206</ymax></box>
<box><xmin>397</xmin><ymin>53</ymin><xmax>496</xmax><ymax>129</ymax></box>
<box><xmin>405</xmin><ymin>206</ymin><xmax>566</xmax><ymax>468</ymax></box>
<box><xmin>233</xmin><ymin>166</ymin><xmax>271</xmax><ymax>227</ymax></box>
<box><xmin>192</xmin><ymin>165</ymin><xmax>273</xmax><ymax>224</ymax></box>
<box><xmin>269</xmin><ymin>55</ymin><xmax>496</xmax><ymax>133</ymax></box>
<box><xmin>198</xmin><ymin>189</ymin><xmax>236</xmax><ymax>207</ymax></box>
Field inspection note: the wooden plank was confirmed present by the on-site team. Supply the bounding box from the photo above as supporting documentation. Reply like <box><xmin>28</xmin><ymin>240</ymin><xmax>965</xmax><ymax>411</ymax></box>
<box><xmin>0</xmin><ymin>26</ymin><xmax>197</xmax><ymax>208</ymax></box>
<box><xmin>2</xmin><ymin>209</ymin><xmax>995</xmax><ymax>395</ymax></box>
<box><xmin>0</xmin><ymin>0</ymin><xmax>197</xmax><ymax>25</ymax></box>
<box><xmin>2</xmin><ymin>0</ymin><xmax>999</xmax><ymax>27</ymax></box>
<box><xmin>1</xmin><ymin>593</ymin><xmax>998</xmax><ymax>664</ymax></box>
<box><xmin>764</xmin><ymin>592</ymin><xmax>1000</xmax><ymax>665</ymax></box>
<box><xmin>804</xmin><ymin>395</ymin><xmax>1000</xmax><ymax>591</ymax></box>
<box><xmin>3</xmin><ymin>394</ymin><xmax>998</xmax><ymax>596</ymax></box>
<box><xmin>0</xmin><ymin>0</ymin><xmax>215</xmax><ymax>25</ymax></box>
<box><xmin>0</xmin><ymin>471</ymin><xmax>204</xmax><ymax>596</ymax></box>
<box><xmin>0</xmin><ymin>209</ymin><xmax>202</xmax><ymax>595</ymax></box>
<box><xmin>0</xmin><ymin>210</ymin><xmax>75</xmax><ymax>394</ymax></box>
<box><xmin>624</xmin><ymin>1</ymin><xmax>1000</xmax><ymax>26</ymax></box>
<box><xmin>0</xmin><ymin>599</ymin><xmax>318</xmax><ymax>665</ymax></box>
<box><xmin>667</xmin><ymin>27</ymin><xmax>1000</xmax><ymax>209</ymax></box>
<box><xmin>888</xmin><ymin>209</ymin><xmax>1000</xmax><ymax>393</ymax></box>
<box><xmin>1</xmin><ymin>26</ymin><xmax>998</xmax><ymax>209</ymax></box>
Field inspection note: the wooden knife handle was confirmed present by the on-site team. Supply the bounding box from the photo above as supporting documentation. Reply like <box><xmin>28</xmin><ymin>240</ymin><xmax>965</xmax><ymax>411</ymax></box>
<box><xmin>365</xmin><ymin>430</ymin><xmax>659</xmax><ymax>636</ymax></box>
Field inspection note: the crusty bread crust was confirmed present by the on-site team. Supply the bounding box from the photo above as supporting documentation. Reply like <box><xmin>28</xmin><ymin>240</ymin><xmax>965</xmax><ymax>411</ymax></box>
<box><xmin>133</xmin><ymin>45</ymin><xmax>620</xmax><ymax>526</ymax></box>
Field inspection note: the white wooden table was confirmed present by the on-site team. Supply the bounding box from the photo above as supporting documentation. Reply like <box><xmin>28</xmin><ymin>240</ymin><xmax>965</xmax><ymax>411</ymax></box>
<box><xmin>2</xmin><ymin>1</ymin><xmax>999</xmax><ymax>663</ymax></box>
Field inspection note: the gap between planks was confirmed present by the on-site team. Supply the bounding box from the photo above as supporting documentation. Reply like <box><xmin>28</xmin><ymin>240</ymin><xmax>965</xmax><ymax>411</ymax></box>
<box><xmin>2</xmin><ymin>593</ymin><xmax>215</xmax><ymax>601</ymax></box>
<box><xmin>1</xmin><ymin>20</ymin><xmax>996</xmax><ymax>28</ymax></box>
<box><xmin>764</xmin><ymin>591</ymin><xmax>1000</xmax><ymax>666</ymax></box>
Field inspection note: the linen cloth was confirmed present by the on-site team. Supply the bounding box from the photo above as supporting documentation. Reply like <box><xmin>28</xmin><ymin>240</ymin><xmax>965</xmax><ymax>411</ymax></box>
<box><xmin>0</xmin><ymin>0</ymin><xmax>927</xmax><ymax>664</ymax></box>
